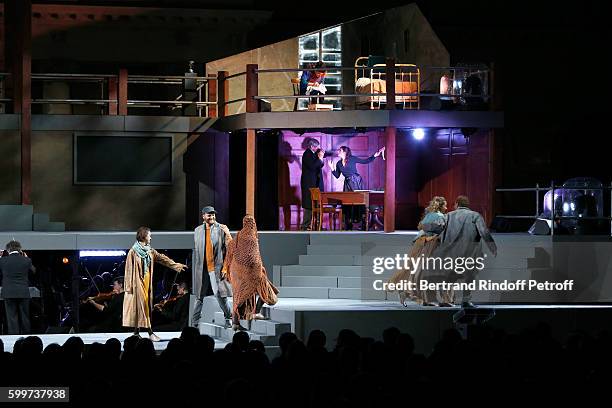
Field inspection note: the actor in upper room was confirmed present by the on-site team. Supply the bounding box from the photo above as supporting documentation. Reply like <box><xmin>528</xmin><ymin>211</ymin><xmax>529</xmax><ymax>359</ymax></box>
<box><xmin>388</xmin><ymin>196</ymin><xmax>450</xmax><ymax>306</ymax></box>
<box><xmin>299</xmin><ymin>61</ymin><xmax>327</xmax><ymax>104</ymax></box>
<box><xmin>300</xmin><ymin>138</ymin><xmax>325</xmax><ymax>231</ymax></box>
<box><xmin>122</xmin><ymin>227</ymin><xmax>187</xmax><ymax>341</ymax></box>
<box><xmin>223</xmin><ymin>215</ymin><xmax>279</xmax><ymax>331</ymax></box>
<box><xmin>439</xmin><ymin>195</ymin><xmax>497</xmax><ymax>308</ymax></box>
<box><xmin>328</xmin><ymin>145</ymin><xmax>385</xmax><ymax>229</ymax></box>
<box><xmin>192</xmin><ymin>206</ymin><xmax>233</xmax><ymax>328</ymax></box>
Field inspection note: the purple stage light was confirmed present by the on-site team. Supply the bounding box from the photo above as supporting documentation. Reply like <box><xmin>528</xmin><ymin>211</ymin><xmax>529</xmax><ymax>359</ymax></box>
<box><xmin>412</xmin><ymin>128</ymin><xmax>425</xmax><ymax>140</ymax></box>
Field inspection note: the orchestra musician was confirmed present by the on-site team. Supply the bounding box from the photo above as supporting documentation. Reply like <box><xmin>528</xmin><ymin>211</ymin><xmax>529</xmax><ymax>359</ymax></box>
<box><xmin>152</xmin><ymin>281</ymin><xmax>190</xmax><ymax>332</ymax></box>
<box><xmin>86</xmin><ymin>277</ymin><xmax>126</xmax><ymax>333</ymax></box>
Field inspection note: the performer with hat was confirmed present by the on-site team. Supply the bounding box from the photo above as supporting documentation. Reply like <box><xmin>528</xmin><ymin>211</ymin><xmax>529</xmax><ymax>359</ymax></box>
<box><xmin>191</xmin><ymin>206</ymin><xmax>233</xmax><ymax>327</ymax></box>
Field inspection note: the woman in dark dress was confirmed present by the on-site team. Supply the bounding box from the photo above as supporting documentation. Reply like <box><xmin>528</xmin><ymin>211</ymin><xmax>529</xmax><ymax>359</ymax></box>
<box><xmin>327</xmin><ymin>145</ymin><xmax>385</xmax><ymax>229</ymax></box>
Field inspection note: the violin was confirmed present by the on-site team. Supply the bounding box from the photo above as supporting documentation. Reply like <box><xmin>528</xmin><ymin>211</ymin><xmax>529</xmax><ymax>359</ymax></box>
<box><xmin>154</xmin><ymin>293</ymin><xmax>184</xmax><ymax>311</ymax></box>
<box><xmin>81</xmin><ymin>291</ymin><xmax>114</xmax><ymax>304</ymax></box>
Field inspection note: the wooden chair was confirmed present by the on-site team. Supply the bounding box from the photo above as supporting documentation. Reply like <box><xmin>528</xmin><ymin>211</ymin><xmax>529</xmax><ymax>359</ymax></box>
<box><xmin>309</xmin><ymin>188</ymin><xmax>343</xmax><ymax>231</ymax></box>
<box><xmin>291</xmin><ymin>77</ymin><xmax>301</xmax><ymax>111</ymax></box>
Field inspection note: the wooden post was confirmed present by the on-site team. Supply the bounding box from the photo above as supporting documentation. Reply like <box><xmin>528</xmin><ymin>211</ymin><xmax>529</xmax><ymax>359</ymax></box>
<box><xmin>245</xmin><ymin>64</ymin><xmax>259</xmax><ymax>114</ymax></box>
<box><xmin>6</xmin><ymin>0</ymin><xmax>33</xmax><ymax>205</ymax></box>
<box><xmin>384</xmin><ymin>126</ymin><xmax>396</xmax><ymax>232</ymax></box>
<box><xmin>385</xmin><ymin>58</ymin><xmax>396</xmax><ymax>110</ymax></box>
<box><xmin>217</xmin><ymin>70</ymin><xmax>229</xmax><ymax>117</ymax></box>
<box><xmin>108</xmin><ymin>75</ymin><xmax>118</xmax><ymax>115</ymax></box>
<box><xmin>207</xmin><ymin>76</ymin><xmax>217</xmax><ymax>118</ymax></box>
<box><xmin>118</xmin><ymin>68</ymin><xmax>128</xmax><ymax>115</ymax></box>
<box><xmin>246</xmin><ymin>129</ymin><xmax>256</xmax><ymax>216</ymax></box>
<box><xmin>245</xmin><ymin>64</ymin><xmax>259</xmax><ymax>216</ymax></box>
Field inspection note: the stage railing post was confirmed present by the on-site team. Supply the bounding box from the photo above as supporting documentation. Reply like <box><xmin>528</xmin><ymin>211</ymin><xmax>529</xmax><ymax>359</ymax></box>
<box><xmin>385</xmin><ymin>58</ymin><xmax>396</xmax><ymax>109</ymax></box>
<box><xmin>118</xmin><ymin>68</ymin><xmax>128</xmax><ymax>115</ymax></box>
<box><xmin>207</xmin><ymin>75</ymin><xmax>217</xmax><ymax>118</ymax></box>
<box><xmin>384</xmin><ymin>126</ymin><xmax>396</xmax><ymax>232</ymax></box>
<box><xmin>217</xmin><ymin>70</ymin><xmax>229</xmax><ymax>117</ymax></box>
<box><xmin>245</xmin><ymin>64</ymin><xmax>258</xmax><ymax>216</ymax></box>
<box><xmin>246</xmin><ymin>64</ymin><xmax>259</xmax><ymax>114</ymax></box>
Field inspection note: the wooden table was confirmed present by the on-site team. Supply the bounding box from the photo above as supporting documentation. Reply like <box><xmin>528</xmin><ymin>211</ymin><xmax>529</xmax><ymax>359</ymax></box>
<box><xmin>320</xmin><ymin>190</ymin><xmax>384</xmax><ymax>231</ymax></box>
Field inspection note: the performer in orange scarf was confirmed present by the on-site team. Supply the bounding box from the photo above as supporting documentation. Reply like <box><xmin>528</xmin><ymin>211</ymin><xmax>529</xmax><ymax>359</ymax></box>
<box><xmin>223</xmin><ymin>215</ymin><xmax>279</xmax><ymax>331</ymax></box>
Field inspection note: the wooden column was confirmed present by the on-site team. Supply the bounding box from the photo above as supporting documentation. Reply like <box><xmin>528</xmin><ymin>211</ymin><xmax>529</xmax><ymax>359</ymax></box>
<box><xmin>246</xmin><ymin>129</ymin><xmax>256</xmax><ymax>216</ymax></box>
<box><xmin>245</xmin><ymin>64</ymin><xmax>259</xmax><ymax>114</ymax></box>
<box><xmin>385</xmin><ymin>58</ymin><xmax>396</xmax><ymax>109</ymax></box>
<box><xmin>6</xmin><ymin>0</ymin><xmax>33</xmax><ymax>205</ymax></box>
<box><xmin>384</xmin><ymin>126</ymin><xmax>396</xmax><ymax>232</ymax></box>
<box><xmin>118</xmin><ymin>68</ymin><xmax>128</xmax><ymax>115</ymax></box>
<box><xmin>245</xmin><ymin>64</ymin><xmax>259</xmax><ymax>216</ymax></box>
<box><xmin>217</xmin><ymin>70</ymin><xmax>229</xmax><ymax>117</ymax></box>
<box><xmin>207</xmin><ymin>76</ymin><xmax>217</xmax><ymax>118</ymax></box>
<box><xmin>108</xmin><ymin>75</ymin><xmax>118</xmax><ymax>115</ymax></box>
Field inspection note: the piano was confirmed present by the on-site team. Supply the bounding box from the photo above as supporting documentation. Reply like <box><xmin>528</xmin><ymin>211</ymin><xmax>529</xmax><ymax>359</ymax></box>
<box><xmin>0</xmin><ymin>286</ymin><xmax>41</xmax><ymax>300</ymax></box>
<box><xmin>320</xmin><ymin>190</ymin><xmax>384</xmax><ymax>231</ymax></box>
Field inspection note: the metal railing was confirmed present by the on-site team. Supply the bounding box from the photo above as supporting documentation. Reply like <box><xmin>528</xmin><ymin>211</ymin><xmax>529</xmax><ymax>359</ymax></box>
<box><xmin>495</xmin><ymin>183</ymin><xmax>612</xmax><ymax>236</ymax></box>
<box><xmin>252</xmin><ymin>64</ymin><xmax>491</xmax><ymax>112</ymax></box>
<box><xmin>1</xmin><ymin>72</ymin><xmax>218</xmax><ymax>117</ymax></box>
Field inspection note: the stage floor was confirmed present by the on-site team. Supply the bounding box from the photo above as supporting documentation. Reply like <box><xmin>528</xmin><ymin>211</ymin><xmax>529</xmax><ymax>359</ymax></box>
<box><xmin>3</xmin><ymin>298</ymin><xmax>612</xmax><ymax>355</ymax></box>
<box><xmin>269</xmin><ymin>298</ymin><xmax>612</xmax><ymax>311</ymax></box>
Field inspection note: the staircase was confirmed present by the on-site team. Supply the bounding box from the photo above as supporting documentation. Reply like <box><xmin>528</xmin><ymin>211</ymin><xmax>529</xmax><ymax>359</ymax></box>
<box><xmin>0</xmin><ymin>205</ymin><xmax>65</xmax><ymax>231</ymax></box>
<box><xmin>273</xmin><ymin>233</ymin><xmax>417</xmax><ymax>301</ymax></box>
<box><xmin>271</xmin><ymin>232</ymin><xmax>550</xmax><ymax>303</ymax></box>
<box><xmin>196</xmin><ymin>296</ymin><xmax>293</xmax><ymax>352</ymax></box>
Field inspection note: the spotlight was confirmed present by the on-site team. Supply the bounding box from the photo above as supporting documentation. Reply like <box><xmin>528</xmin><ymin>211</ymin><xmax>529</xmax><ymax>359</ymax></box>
<box><xmin>412</xmin><ymin>128</ymin><xmax>425</xmax><ymax>140</ymax></box>
<box><xmin>79</xmin><ymin>250</ymin><xmax>127</xmax><ymax>258</ymax></box>
<box><xmin>62</xmin><ymin>257</ymin><xmax>70</xmax><ymax>264</ymax></box>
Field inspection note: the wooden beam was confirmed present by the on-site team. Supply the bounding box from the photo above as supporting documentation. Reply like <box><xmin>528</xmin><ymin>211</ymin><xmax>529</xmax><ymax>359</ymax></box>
<box><xmin>385</xmin><ymin>58</ymin><xmax>396</xmax><ymax>109</ymax></box>
<box><xmin>108</xmin><ymin>75</ymin><xmax>118</xmax><ymax>115</ymax></box>
<box><xmin>217</xmin><ymin>70</ymin><xmax>228</xmax><ymax>117</ymax></box>
<box><xmin>246</xmin><ymin>128</ymin><xmax>256</xmax><ymax>216</ymax></box>
<box><xmin>245</xmin><ymin>63</ymin><xmax>258</xmax><ymax>113</ymax></box>
<box><xmin>118</xmin><ymin>68</ymin><xmax>128</xmax><ymax>115</ymax></box>
<box><xmin>6</xmin><ymin>0</ymin><xmax>33</xmax><ymax>205</ymax></box>
<box><xmin>384</xmin><ymin>126</ymin><xmax>396</xmax><ymax>232</ymax></box>
<box><xmin>207</xmin><ymin>76</ymin><xmax>217</xmax><ymax>118</ymax></box>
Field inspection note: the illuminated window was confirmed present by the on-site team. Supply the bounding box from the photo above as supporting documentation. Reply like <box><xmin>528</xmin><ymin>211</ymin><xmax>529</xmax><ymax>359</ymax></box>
<box><xmin>298</xmin><ymin>25</ymin><xmax>342</xmax><ymax>110</ymax></box>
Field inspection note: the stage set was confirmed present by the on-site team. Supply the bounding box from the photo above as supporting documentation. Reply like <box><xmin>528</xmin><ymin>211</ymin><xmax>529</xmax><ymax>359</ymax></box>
<box><xmin>3</xmin><ymin>230</ymin><xmax>612</xmax><ymax>355</ymax></box>
<box><xmin>1</xmin><ymin>2</ymin><xmax>611</xmax><ymax>374</ymax></box>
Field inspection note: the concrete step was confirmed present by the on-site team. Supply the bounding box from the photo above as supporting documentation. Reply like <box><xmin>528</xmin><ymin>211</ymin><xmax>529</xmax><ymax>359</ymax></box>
<box><xmin>0</xmin><ymin>205</ymin><xmax>34</xmax><ymax>231</ymax></box>
<box><xmin>44</xmin><ymin>221</ymin><xmax>66</xmax><ymax>232</ymax></box>
<box><xmin>32</xmin><ymin>213</ymin><xmax>50</xmax><ymax>230</ymax></box>
<box><xmin>280</xmin><ymin>265</ymin><xmax>362</xmax><ymax>277</ymax></box>
<box><xmin>338</xmin><ymin>277</ymin><xmax>362</xmax><ymax>288</ymax></box>
<box><xmin>251</xmin><ymin>319</ymin><xmax>292</xmax><ymax>336</ymax></box>
<box><xmin>328</xmin><ymin>288</ymin><xmax>387</xmax><ymax>300</ymax></box>
<box><xmin>199</xmin><ymin>322</ymin><xmax>279</xmax><ymax>345</ymax></box>
<box><xmin>307</xmin><ymin>245</ymin><xmax>362</xmax><ymax>255</ymax></box>
<box><xmin>309</xmin><ymin>233</ymin><xmax>417</xmax><ymax>246</ymax></box>
<box><xmin>299</xmin><ymin>254</ymin><xmax>362</xmax><ymax>266</ymax></box>
<box><xmin>282</xmin><ymin>276</ymin><xmax>338</xmax><ymax>288</ymax></box>
<box><xmin>277</xmin><ymin>287</ymin><xmax>330</xmax><ymax>298</ymax></box>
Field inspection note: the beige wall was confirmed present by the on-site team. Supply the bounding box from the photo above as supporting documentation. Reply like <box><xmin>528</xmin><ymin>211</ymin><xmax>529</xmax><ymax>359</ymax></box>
<box><xmin>382</xmin><ymin>4</ymin><xmax>450</xmax><ymax>90</ymax></box>
<box><xmin>206</xmin><ymin>37</ymin><xmax>298</xmax><ymax>115</ymax></box>
<box><xmin>1</xmin><ymin>131</ymin><xmax>187</xmax><ymax>230</ymax></box>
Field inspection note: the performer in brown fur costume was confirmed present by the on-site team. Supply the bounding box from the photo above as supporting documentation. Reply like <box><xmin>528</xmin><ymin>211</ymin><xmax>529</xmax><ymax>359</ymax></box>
<box><xmin>223</xmin><ymin>215</ymin><xmax>279</xmax><ymax>331</ymax></box>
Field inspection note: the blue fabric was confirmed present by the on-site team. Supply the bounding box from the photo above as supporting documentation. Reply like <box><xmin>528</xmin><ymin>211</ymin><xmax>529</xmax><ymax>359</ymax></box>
<box><xmin>132</xmin><ymin>241</ymin><xmax>152</xmax><ymax>273</ymax></box>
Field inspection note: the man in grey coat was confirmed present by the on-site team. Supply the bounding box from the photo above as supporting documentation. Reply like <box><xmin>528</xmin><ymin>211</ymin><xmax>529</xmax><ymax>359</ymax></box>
<box><xmin>440</xmin><ymin>196</ymin><xmax>497</xmax><ymax>307</ymax></box>
<box><xmin>191</xmin><ymin>206</ymin><xmax>233</xmax><ymax>327</ymax></box>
